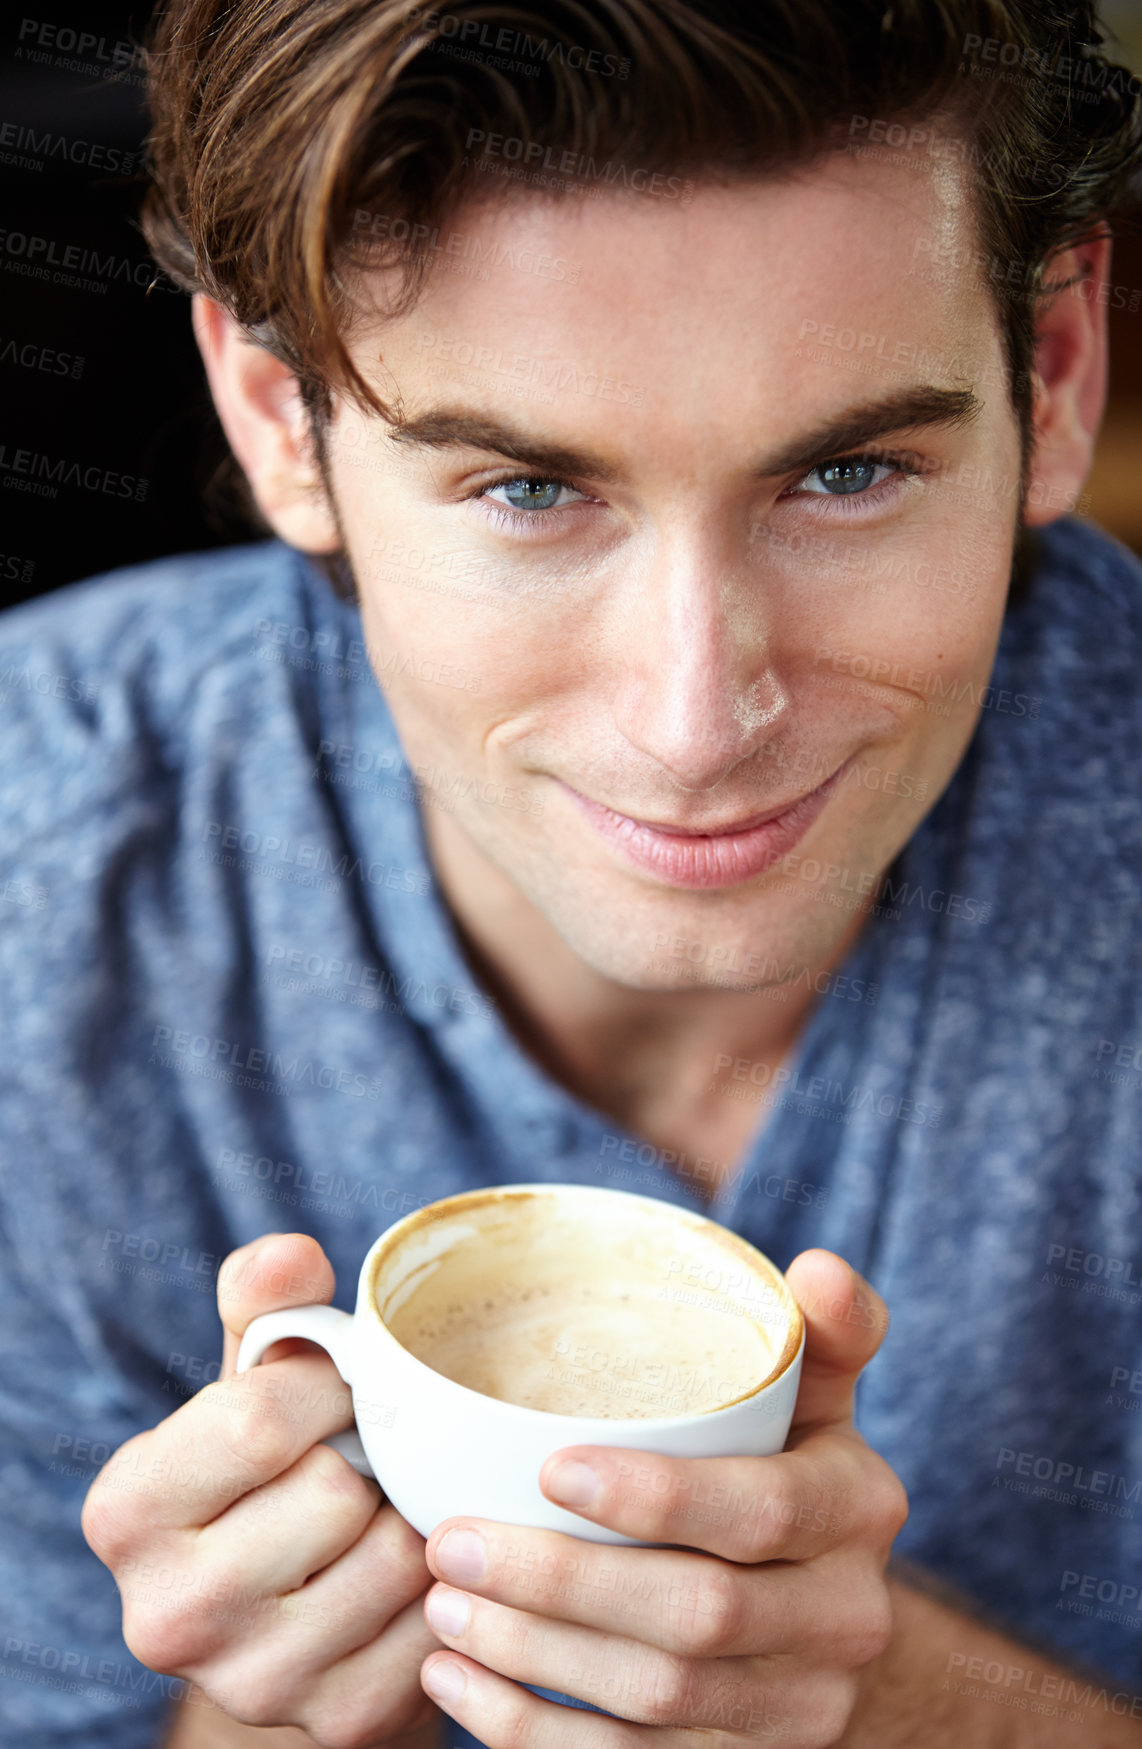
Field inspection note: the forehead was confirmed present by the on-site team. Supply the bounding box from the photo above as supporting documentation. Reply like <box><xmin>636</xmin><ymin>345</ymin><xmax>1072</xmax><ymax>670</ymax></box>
<box><xmin>348</xmin><ymin>145</ymin><xmax>1000</xmax><ymax>446</ymax></box>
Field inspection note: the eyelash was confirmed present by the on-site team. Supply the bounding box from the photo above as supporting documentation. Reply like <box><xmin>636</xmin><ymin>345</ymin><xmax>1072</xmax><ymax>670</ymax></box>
<box><xmin>791</xmin><ymin>450</ymin><xmax>926</xmax><ymax>519</ymax></box>
<box><xmin>468</xmin><ymin>450</ymin><xmax>927</xmax><ymax>533</ymax></box>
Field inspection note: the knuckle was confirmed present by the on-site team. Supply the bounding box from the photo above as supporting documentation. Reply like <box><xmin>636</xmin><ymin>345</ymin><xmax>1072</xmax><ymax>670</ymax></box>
<box><xmin>308</xmin><ymin>1725</ymin><xmax>383</xmax><ymax>1749</ymax></box>
<box><xmin>639</xmin><ymin>1650</ymin><xmax>698</xmax><ymax>1723</ymax></box>
<box><xmin>308</xmin><ymin>1700</ymin><xmax>427</xmax><ymax>1749</ymax></box>
<box><xmin>683</xmin><ymin>1566</ymin><xmax>743</xmax><ymax>1655</ymax></box>
<box><xmin>81</xmin><ymin>1437</ymin><xmax>151</xmax><ymax>1561</ymax></box>
<box><xmin>217</xmin><ymin>1689</ymin><xmax>284</xmax><ymax>1731</ymax></box>
<box><xmin>840</xmin><ymin>1586</ymin><xmax>894</xmax><ymax>1668</ymax></box>
<box><xmin>801</xmin><ymin>1673</ymin><xmax>858</xmax><ymax>1747</ymax></box>
<box><xmin>208</xmin><ymin>1377</ymin><xmax>297</xmax><ymax>1479</ymax></box>
<box><xmin>376</xmin><ymin>1500</ymin><xmax>428</xmax><ymax>1570</ymax></box>
<box><xmin>208</xmin><ymin>1656</ymin><xmax>307</xmax><ymax>1730</ymax></box>
<box><xmin>80</xmin><ymin>1482</ymin><xmax>125</xmax><ymax>1564</ymax></box>
<box><xmin>296</xmin><ymin>1439</ymin><xmax>375</xmax><ymax>1511</ymax></box>
<box><xmin>875</xmin><ymin>1469</ymin><xmax>910</xmax><ymax>1541</ymax></box>
<box><xmin>121</xmin><ymin>1603</ymin><xmax>204</xmax><ymax>1675</ymax></box>
<box><xmin>739</xmin><ymin>1487</ymin><xmax>792</xmax><ymax>1560</ymax></box>
<box><xmin>498</xmin><ymin>1695</ymin><xmax>535</xmax><ymax>1749</ymax></box>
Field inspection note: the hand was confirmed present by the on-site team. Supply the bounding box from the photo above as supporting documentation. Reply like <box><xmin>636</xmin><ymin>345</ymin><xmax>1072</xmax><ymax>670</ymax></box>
<box><xmin>417</xmin><ymin>1248</ymin><xmax>908</xmax><ymax>1748</ymax></box>
<box><xmin>83</xmin><ymin>1234</ymin><xmax>441</xmax><ymax>1748</ymax></box>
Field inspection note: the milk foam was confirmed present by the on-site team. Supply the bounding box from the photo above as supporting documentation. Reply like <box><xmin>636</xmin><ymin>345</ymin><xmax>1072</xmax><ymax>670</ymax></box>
<box><xmin>383</xmin><ymin>1210</ymin><xmax>784</xmax><ymax>1418</ymax></box>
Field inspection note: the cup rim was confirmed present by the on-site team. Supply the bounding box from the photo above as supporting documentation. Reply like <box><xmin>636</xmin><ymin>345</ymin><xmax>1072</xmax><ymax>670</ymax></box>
<box><xmin>360</xmin><ymin>1182</ymin><xmax>805</xmax><ymax>1424</ymax></box>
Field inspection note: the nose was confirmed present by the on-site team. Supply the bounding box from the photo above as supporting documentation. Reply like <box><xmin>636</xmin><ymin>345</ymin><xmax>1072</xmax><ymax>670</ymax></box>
<box><xmin>610</xmin><ymin>530</ymin><xmax>789</xmax><ymax>791</ymax></box>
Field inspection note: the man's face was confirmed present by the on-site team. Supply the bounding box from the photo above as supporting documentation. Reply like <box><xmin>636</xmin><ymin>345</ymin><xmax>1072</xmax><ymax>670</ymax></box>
<box><xmin>321</xmin><ymin>150</ymin><xmax>1020</xmax><ymax>990</ymax></box>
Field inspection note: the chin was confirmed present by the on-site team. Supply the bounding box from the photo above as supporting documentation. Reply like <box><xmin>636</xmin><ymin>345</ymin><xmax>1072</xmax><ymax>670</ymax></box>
<box><xmin>538</xmin><ymin>880</ymin><xmax>842</xmax><ymax>995</ymax></box>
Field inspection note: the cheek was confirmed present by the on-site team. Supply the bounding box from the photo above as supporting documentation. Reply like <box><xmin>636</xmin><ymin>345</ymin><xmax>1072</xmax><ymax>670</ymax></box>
<box><xmin>792</xmin><ymin>526</ymin><xmax>1011</xmax><ymax>708</ymax></box>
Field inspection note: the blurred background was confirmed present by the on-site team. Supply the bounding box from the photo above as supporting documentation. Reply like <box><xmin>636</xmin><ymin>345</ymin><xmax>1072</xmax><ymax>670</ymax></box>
<box><xmin>0</xmin><ymin>2</ymin><xmax>1140</xmax><ymax>611</ymax></box>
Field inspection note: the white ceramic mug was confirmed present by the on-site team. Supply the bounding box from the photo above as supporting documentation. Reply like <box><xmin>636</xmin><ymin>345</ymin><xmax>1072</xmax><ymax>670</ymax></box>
<box><xmin>235</xmin><ymin>1183</ymin><xmax>805</xmax><ymax>1546</ymax></box>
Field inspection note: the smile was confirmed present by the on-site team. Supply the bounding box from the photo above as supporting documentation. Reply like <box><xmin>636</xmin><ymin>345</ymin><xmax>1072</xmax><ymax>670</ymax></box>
<box><xmin>562</xmin><ymin>762</ymin><xmax>850</xmax><ymax>891</ymax></box>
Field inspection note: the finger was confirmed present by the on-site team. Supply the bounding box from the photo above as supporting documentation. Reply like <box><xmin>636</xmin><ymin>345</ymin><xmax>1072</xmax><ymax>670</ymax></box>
<box><xmin>205</xmin><ymin>1589</ymin><xmax>440</xmax><ymax>1744</ymax></box>
<box><xmin>422</xmin><ymin>1651</ymin><xmax>643</xmax><ymax>1748</ymax></box>
<box><xmin>530</xmin><ymin>1439</ymin><xmax>864</xmax><ymax>1562</ymax></box>
<box><xmin>422</xmin><ymin>1586</ymin><xmax>759</xmax><ymax>1728</ymax></box>
<box><xmin>299</xmin><ymin>1590</ymin><xmax>442</xmax><ymax>1744</ymax></box>
<box><xmin>274</xmin><ymin>1500</ymin><xmax>431</xmax><ymax>1664</ymax></box>
<box><xmin>425</xmin><ymin>1518</ymin><xmax>843</xmax><ymax>1657</ymax></box>
<box><xmin>782</xmin><ymin>1250</ymin><xmax>889</xmax><ymax>1429</ymax></box>
<box><xmin>422</xmin><ymin>1649</ymin><xmax>797</xmax><ymax>1747</ymax></box>
<box><xmin>217</xmin><ymin>1233</ymin><xmax>336</xmax><ymax>1377</ymax></box>
<box><xmin>194</xmin><ymin>1437</ymin><xmax>383</xmax><ymax>1596</ymax></box>
<box><xmin>95</xmin><ymin>1350</ymin><xmax>359</xmax><ymax>1538</ymax></box>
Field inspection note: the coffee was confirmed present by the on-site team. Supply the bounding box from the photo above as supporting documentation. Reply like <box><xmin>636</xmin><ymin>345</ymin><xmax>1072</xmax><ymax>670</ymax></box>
<box><xmin>376</xmin><ymin>1189</ymin><xmax>791</xmax><ymax>1419</ymax></box>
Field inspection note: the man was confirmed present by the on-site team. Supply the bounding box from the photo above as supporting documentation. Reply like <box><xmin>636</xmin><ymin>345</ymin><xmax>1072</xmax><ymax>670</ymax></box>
<box><xmin>2</xmin><ymin>0</ymin><xmax>1141</xmax><ymax>1743</ymax></box>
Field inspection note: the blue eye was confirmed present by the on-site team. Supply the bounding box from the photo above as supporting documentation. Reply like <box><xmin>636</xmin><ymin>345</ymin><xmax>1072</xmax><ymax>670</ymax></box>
<box><xmin>484</xmin><ymin>478</ymin><xmax>582</xmax><ymax>513</ymax></box>
<box><xmin>803</xmin><ymin>457</ymin><xmax>894</xmax><ymax>496</ymax></box>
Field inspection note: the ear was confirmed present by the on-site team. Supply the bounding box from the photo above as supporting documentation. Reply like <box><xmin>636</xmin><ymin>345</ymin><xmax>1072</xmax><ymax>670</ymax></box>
<box><xmin>1022</xmin><ymin>232</ymin><xmax>1111</xmax><ymax>528</ymax></box>
<box><xmin>192</xmin><ymin>294</ymin><xmax>341</xmax><ymax>552</ymax></box>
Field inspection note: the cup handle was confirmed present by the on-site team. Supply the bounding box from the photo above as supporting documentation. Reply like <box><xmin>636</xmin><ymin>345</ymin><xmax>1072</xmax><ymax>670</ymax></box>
<box><xmin>234</xmin><ymin>1306</ymin><xmax>375</xmax><ymax>1481</ymax></box>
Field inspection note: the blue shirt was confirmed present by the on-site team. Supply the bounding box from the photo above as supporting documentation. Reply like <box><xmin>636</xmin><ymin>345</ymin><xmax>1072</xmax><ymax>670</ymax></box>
<box><xmin>1</xmin><ymin>516</ymin><xmax>1140</xmax><ymax>1748</ymax></box>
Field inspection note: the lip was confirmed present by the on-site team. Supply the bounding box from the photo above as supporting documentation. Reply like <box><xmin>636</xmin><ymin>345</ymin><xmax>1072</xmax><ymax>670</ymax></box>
<box><xmin>562</xmin><ymin>761</ymin><xmax>850</xmax><ymax>890</ymax></box>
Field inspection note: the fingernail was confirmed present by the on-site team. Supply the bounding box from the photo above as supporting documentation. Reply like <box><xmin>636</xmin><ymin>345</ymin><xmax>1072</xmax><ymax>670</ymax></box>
<box><xmin>425</xmin><ymin>1587</ymin><xmax>471</xmax><ymax>1637</ymax></box>
<box><xmin>545</xmin><ymin>1460</ymin><xmax>600</xmax><ymax>1508</ymax></box>
<box><xmin>423</xmin><ymin>1659</ymin><xmax>468</xmax><ymax>1705</ymax></box>
<box><xmin>434</xmin><ymin>1528</ymin><xmax>486</xmax><ymax>1585</ymax></box>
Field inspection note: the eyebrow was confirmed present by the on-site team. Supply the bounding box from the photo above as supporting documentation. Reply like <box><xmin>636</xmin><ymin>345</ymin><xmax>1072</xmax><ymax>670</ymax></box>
<box><xmin>388</xmin><ymin>385</ymin><xmax>981</xmax><ymax>482</ymax></box>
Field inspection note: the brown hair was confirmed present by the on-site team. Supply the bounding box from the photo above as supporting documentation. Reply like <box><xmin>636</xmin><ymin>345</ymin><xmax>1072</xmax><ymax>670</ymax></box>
<box><xmin>141</xmin><ymin>0</ymin><xmax>1142</xmax><ymax>576</ymax></box>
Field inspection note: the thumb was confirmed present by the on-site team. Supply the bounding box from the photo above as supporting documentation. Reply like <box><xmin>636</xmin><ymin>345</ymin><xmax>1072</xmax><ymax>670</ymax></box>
<box><xmin>783</xmin><ymin>1248</ymin><xmax>889</xmax><ymax>1430</ymax></box>
<box><xmin>217</xmin><ymin>1232</ymin><xmax>336</xmax><ymax>1378</ymax></box>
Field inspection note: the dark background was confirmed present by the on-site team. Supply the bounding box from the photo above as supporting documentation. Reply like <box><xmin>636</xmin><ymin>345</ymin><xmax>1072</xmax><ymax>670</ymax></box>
<box><xmin>1</xmin><ymin>3</ymin><xmax>1141</xmax><ymax>613</ymax></box>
